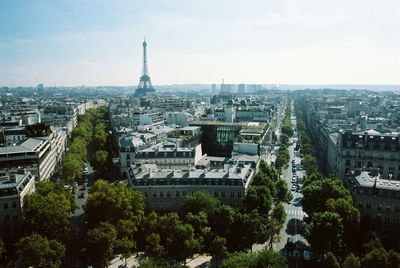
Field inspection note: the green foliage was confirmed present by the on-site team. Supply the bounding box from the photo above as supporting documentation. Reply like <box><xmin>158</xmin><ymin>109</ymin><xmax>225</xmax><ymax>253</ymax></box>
<box><xmin>134</xmin><ymin>258</ymin><xmax>185</xmax><ymax>268</ymax></box>
<box><xmin>221</xmin><ymin>249</ymin><xmax>287</xmax><ymax>268</ymax></box>
<box><xmin>361</xmin><ymin>238</ymin><xmax>400</xmax><ymax>268</ymax></box>
<box><xmin>26</xmin><ymin>123</ymin><xmax>52</xmax><ymax>137</ymax></box>
<box><xmin>266</xmin><ymin>204</ymin><xmax>286</xmax><ymax>248</ymax></box>
<box><xmin>180</xmin><ymin>191</ymin><xmax>220</xmax><ymax>216</ymax></box>
<box><xmin>145</xmin><ymin>233</ymin><xmax>164</xmax><ymax>258</ymax></box>
<box><xmin>302</xmin><ymin>144</ymin><xmax>313</xmax><ymax>155</ymax></box>
<box><xmin>302</xmin><ymin>177</ymin><xmax>352</xmax><ymax>216</ymax></box>
<box><xmin>93</xmin><ymin>123</ymin><xmax>108</xmax><ymax>150</ymax></box>
<box><xmin>302</xmin><ymin>154</ymin><xmax>317</xmax><ymax>176</ymax></box>
<box><xmin>16</xmin><ymin>233</ymin><xmax>65</xmax><ymax>268</ymax></box>
<box><xmin>305</xmin><ymin>212</ymin><xmax>344</xmax><ymax>257</ymax></box>
<box><xmin>275</xmin><ymin>179</ymin><xmax>293</xmax><ymax>203</ymax></box>
<box><xmin>343</xmin><ymin>253</ymin><xmax>361</xmax><ymax>268</ymax></box>
<box><xmin>280</xmin><ymin>133</ymin><xmax>289</xmax><ymax>146</ymax></box>
<box><xmin>209</xmin><ymin>236</ymin><xmax>228</xmax><ymax>260</ymax></box>
<box><xmin>147</xmin><ymin>212</ymin><xmax>200</xmax><ymax>262</ymax></box>
<box><xmin>90</xmin><ymin>150</ymin><xmax>108</xmax><ymax>171</ymax></box>
<box><xmin>23</xmin><ymin>181</ymin><xmax>75</xmax><ymax>241</ymax></box>
<box><xmin>244</xmin><ymin>186</ymin><xmax>272</xmax><ymax>217</ymax></box>
<box><xmin>322</xmin><ymin>252</ymin><xmax>341</xmax><ymax>268</ymax></box>
<box><xmin>87</xmin><ymin>222</ymin><xmax>118</xmax><ymax>267</ymax></box>
<box><xmin>62</xmin><ymin>153</ymin><xmax>83</xmax><ymax>182</ymax></box>
<box><xmin>85</xmin><ymin>179</ymin><xmax>145</xmax><ymax>229</ymax></box>
<box><xmin>0</xmin><ymin>237</ymin><xmax>3</xmax><ymax>258</ymax></box>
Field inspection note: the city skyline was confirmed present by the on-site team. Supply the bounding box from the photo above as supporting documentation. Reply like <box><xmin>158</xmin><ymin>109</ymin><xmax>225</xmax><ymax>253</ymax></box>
<box><xmin>0</xmin><ymin>0</ymin><xmax>399</xmax><ymax>87</ymax></box>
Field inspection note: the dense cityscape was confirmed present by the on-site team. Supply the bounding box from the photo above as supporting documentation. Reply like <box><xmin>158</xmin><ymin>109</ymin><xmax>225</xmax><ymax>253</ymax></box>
<box><xmin>1</xmin><ymin>1</ymin><xmax>400</xmax><ymax>267</ymax></box>
<box><xmin>1</xmin><ymin>57</ymin><xmax>400</xmax><ymax>267</ymax></box>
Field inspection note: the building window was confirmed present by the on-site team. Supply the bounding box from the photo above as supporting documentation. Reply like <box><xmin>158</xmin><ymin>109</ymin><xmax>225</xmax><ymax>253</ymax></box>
<box><xmin>152</xmin><ymin>192</ymin><xmax>157</xmax><ymax>197</ymax></box>
<box><xmin>160</xmin><ymin>192</ymin><xmax>163</xmax><ymax>197</ymax></box>
<box><xmin>3</xmin><ymin>203</ymin><xmax>8</xmax><ymax>209</ymax></box>
<box><xmin>12</xmin><ymin>201</ymin><xmax>17</xmax><ymax>208</ymax></box>
<box><xmin>345</xmin><ymin>160</ymin><xmax>350</xmax><ymax>166</ymax></box>
<box><xmin>222</xmin><ymin>192</ymin><xmax>225</xmax><ymax>197</ymax></box>
<box><xmin>231</xmin><ymin>192</ymin><xmax>234</xmax><ymax>198</ymax></box>
<box><xmin>367</xmin><ymin>202</ymin><xmax>371</xmax><ymax>209</ymax></box>
<box><xmin>214</xmin><ymin>191</ymin><xmax>218</xmax><ymax>197</ymax></box>
<box><xmin>367</xmin><ymin>162</ymin><xmax>373</xmax><ymax>168</ymax></box>
<box><xmin>144</xmin><ymin>192</ymin><xmax>147</xmax><ymax>197</ymax></box>
<box><xmin>176</xmin><ymin>191</ymin><xmax>179</xmax><ymax>197</ymax></box>
<box><xmin>4</xmin><ymin>214</ymin><xmax>9</xmax><ymax>222</ymax></box>
<box><xmin>183</xmin><ymin>191</ymin><xmax>186</xmax><ymax>196</ymax></box>
<box><xmin>167</xmin><ymin>191</ymin><xmax>170</xmax><ymax>197</ymax></box>
<box><xmin>395</xmin><ymin>205</ymin><xmax>399</xmax><ymax>212</ymax></box>
<box><xmin>238</xmin><ymin>192</ymin><xmax>242</xmax><ymax>198</ymax></box>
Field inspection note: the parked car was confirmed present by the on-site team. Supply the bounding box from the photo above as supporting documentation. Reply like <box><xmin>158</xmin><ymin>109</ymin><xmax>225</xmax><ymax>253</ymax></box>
<box><xmin>291</xmin><ymin>185</ymin><xmax>297</xmax><ymax>191</ymax></box>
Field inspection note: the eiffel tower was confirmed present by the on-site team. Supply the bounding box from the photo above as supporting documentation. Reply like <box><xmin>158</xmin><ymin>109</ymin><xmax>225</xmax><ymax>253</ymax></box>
<box><xmin>134</xmin><ymin>39</ymin><xmax>155</xmax><ymax>97</ymax></box>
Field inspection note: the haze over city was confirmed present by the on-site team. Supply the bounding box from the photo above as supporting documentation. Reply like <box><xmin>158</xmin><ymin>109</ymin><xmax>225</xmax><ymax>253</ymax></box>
<box><xmin>1</xmin><ymin>0</ymin><xmax>399</xmax><ymax>87</ymax></box>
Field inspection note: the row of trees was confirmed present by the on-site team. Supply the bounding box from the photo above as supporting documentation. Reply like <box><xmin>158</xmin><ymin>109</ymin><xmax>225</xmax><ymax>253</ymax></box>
<box><xmin>62</xmin><ymin>106</ymin><xmax>109</xmax><ymax>183</ymax></box>
<box><xmin>302</xmin><ymin>173</ymin><xmax>400</xmax><ymax>267</ymax></box>
<box><xmin>275</xmin><ymin>104</ymin><xmax>293</xmax><ymax>172</ymax></box>
<box><xmin>293</xmin><ymin>100</ymin><xmax>317</xmax><ymax>177</ymax></box>
<box><xmin>88</xmin><ymin>107</ymin><xmax>111</xmax><ymax>176</ymax></box>
<box><xmin>295</xmin><ymin>98</ymin><xmax>400</xmax><ymax>267</ymax></box>
<box><xmin>14</xmin><ymin>181</ymin><xmax>77</xmax><ymax>267</ymax></box>
<box><xmin>84</xmin><ymin>161</ymin><xmax>291</xmax><ymax>267</ymax></box>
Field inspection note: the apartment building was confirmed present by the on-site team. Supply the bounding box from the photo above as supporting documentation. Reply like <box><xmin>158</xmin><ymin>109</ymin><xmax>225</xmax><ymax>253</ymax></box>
<box><xmin>345</xmin><ymin>169</ymin><xmax>400</xmax><ymax>227</ymax></box>
<box><xmin>0</xmin><ymin>171</ymin><xmax>35</xmax><ymax>237</ymax></box>
<box><xmin>128</xmin><ymin>163</ymin><xmax>254</xmax><ymax>212</ymax></box>
<box><xmin>337</xmin><ymin>129</ymin><xmax>400</xmax><ymax>180</ymax></box>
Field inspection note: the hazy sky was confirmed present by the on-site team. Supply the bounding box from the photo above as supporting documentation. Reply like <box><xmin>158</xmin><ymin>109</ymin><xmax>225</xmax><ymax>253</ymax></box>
<box><xmin>0</xmin><ymin>0</ymin><xmax>399</xmax><ymax>86</ymax></box>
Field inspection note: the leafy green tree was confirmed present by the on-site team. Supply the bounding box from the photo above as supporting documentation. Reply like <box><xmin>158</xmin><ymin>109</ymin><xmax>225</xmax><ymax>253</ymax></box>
<box><xmin>145</xmin><ymin>233</ymin><xmax>164</xmax><ymax>258</ymax></box>
<box><xmin>266</xmin><ymin>204</ymin><xmax>286</xmax><ymax>248</ymax></box>
<box><xmin>258</xmin><ymin>160</ymin><xmax>279</xmax><ymax>181</ymax></box>
<box><xmin>133</xmin><ymin>258</ymin><xmax>185</xmax><ymax>268</ymax></box>
<box><xmin>87</xmin><ymin>222</ymin><xmax>117</xmax><ymax>268</ymax></box>
<box><xmin>305</xmin><ymin>212</ymin><xmax>343</xmax><ymax>257</ymax></box>
<box><xmin>116</xmin><ymin>237</ymin><xmax>135</xmax><ymax>266</ymax></box>
<box><xmin>302</xmin><ymin>154</ymin><xmax>317</xmax><ymax>176</ymax></box>
<box><xmin>85</xmin><ymin>179</ymin><xmax>145</xmax><ymax>230</ymax></box>
<box><xmin>322</xmin><ymin>251</ymin><xmax>341</xmax><ymax>268</ymax></box>
<box><xmin>180</xmin><ymin>191</ymin><xmax>219</xmax><ymax>216</ymax></box>
<box><xmin>244</xmin><ymin>186</ymin><xmax>272</xmax><ymax>217</ymax></box>
<box><xmin>16</xmin><ymin>233</ymin><xmax>65</xmax><ymax>268</ymax></box>
<box><xmin>229</xmin><ymin>210</ymin><xmax>267</xmax><ymax>251</ymax></box>
<box><xmin>275</xmin><ymin>179</ymin><xmax>292</xmax><ymax>203</ymax></box>
<box><xmin>363</xmin><ymin>247</ymin><xmax>389</xmax><ymax>268</ymax></box>
<box><xmin>208</xmin><ymin>236</ymin><xmax>228</xmax><ymax>267</ymax></box>
<box><xmin>23</xmin><ymin>183</ymin><xmax>74</xmax><ymax>241</ymax></box>
<box><xmin>69</xmin><ymin>137</ymin><xmax>87</xmax><ymax>162</ymax></box>
<box><xmin>343</xmin><ymin>253</ymin><xmax>361</xmax><ymax>268</ymax></box>
<box><xmin>62</xmin><ymin>153</ymin><xmax>83</xmax><ymax>183</ymax></box>
<box><xmin>90</xmin><ymin>150</ymin><xmax>108</xmax><ymax>171</ymax></box>
<box><xmin>302</xmin><ymin>144</ymin><xmax>313</xmax><ymax>155</ymax></box>
<box><xmin>280</xmin><ymin>133</ymin><xmax>290</xmax><ymax>146</ymax></box>
<box><xmin>157</xmin><ymin>213</ymin><xmax>200</xmax><ymax>262</ymax></box>
<box><xmin>93</xmin><ymin>123</ymin><xmax>108</xmax><ymax>150</ymax></box>
<box><xmin>221</xmin><ymin>249</ymin><xmax>287</xmax><ymax>268</ymax></box>
<box><xmin>302</xmin><ymin>177</ymin><xmax>352</xmax><ymax>216</ymax></box>
<box><xmin>26</xmin><ymin>123</ymin><xmax>52</xmax><ymax>137</ymax></box>
<box><xmin>208</xmin><ymin>205</ymin><xmax>235</xmax><ymax>240</ymax></box>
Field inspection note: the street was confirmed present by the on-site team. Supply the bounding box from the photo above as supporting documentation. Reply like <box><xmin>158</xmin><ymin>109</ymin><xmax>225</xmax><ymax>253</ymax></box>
<box><xmin>272</xmin><ymin>102</ymin><xmax>309</xmax><ymax>267</ymax></box>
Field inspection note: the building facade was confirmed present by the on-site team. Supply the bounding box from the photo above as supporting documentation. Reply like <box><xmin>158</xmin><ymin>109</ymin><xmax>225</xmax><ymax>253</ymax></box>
<box><xmin>128</xmin><ymin>163</ymin><xmax>254</xmax><ymax>212</ymax></box>
<box><xmin>345</xmin><ymin>169</ymin><xmax>400</xmax><ymax>228</ymax></box>
<box><xmin>0</xmin><ymin>171</ymin><xmax>35</xmax><ymax>238</ymax></box>
<box><xmin>337</xmin><ymin>130</ymin><xmax>400</xmax><ymax>180</ymax></box>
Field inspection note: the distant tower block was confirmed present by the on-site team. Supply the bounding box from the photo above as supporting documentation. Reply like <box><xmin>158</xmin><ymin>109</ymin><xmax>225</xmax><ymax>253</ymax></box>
<box><xmin>134</xmin><ymin>39</ymin><xmax>156</xmax><ymax>97</ymax></box>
